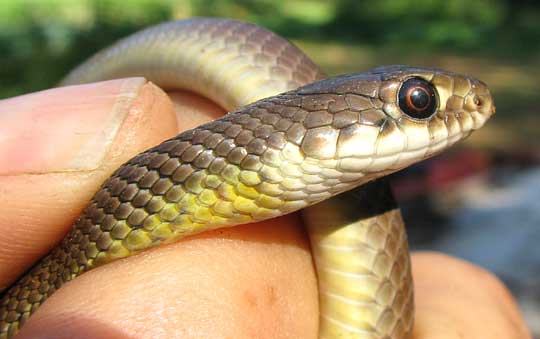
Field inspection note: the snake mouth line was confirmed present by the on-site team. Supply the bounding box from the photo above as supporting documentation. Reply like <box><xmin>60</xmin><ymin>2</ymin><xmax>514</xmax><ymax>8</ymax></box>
<box><xmin>334</xmin><ymin>129</ymin><xmax>467</xmax><ymax>174</ymax></box>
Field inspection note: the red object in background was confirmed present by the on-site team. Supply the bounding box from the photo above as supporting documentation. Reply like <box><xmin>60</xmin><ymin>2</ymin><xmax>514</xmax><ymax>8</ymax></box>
<box><xmin>426</xmin><ymin>150</ymin><xmax>490</xmax><ymax>190</ymax></box>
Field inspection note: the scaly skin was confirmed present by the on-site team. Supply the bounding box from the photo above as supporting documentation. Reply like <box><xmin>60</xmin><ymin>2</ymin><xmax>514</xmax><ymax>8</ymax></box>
<box><xmin>0</xmin><ymin>19</ymin><xmax>494</xmax><ymax>338</ymax></box>
<box><xmin>305</xmin><ymin>181</ymin><xmax>413</xmax><ymax>338</ymax></box>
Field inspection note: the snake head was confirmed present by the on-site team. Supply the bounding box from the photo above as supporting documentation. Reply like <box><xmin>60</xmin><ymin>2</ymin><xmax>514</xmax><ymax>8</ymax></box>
<box><xmin>291</xmin><ymin>65</ymin><xmax>495</xmax><ymax>177</ymax></box>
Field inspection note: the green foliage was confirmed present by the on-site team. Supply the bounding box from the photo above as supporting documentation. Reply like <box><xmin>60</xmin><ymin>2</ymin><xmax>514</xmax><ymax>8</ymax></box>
<box><xmin>0</xmin><ymin>0</ymin><xmax>175</xmax><ymax>97</ymax></box>
<box><xmin>1</xmin><ymin>0</ymin><xmax>539</xmax><ymax>99</ymax></box>
<box><xmin>188</xmin><ymin>0</ymin><xmax>539</xmax><ymax>55</ymax></box>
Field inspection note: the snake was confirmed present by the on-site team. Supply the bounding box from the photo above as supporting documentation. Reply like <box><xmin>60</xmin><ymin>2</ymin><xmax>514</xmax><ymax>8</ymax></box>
<box><xmin>0</xmin><ymin>18</ymin><xmax>494</xmax><ymax>338</ymax></box>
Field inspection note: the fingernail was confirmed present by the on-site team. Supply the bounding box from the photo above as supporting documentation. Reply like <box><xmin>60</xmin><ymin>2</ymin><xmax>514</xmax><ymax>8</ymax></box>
<box><xmin>0</xmin><ymin>78</ymin><xmax>146</xmax><ymax>175</ymax></box>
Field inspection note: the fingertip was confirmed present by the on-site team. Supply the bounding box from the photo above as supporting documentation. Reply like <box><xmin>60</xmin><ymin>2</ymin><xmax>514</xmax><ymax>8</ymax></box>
<box><xmin>411</xmin><ymin>251</ymin><xmax>531</xmax><ymax>339</ymax></box>
<box><xmin>0</xmin><ymin>79</ymin><xmax>177</xmax><ymax>288</ymax></box>
<box><xmin>0</xmin><ymin>78</ymin><xmax>169</xmax><ymax>174</ymax></box>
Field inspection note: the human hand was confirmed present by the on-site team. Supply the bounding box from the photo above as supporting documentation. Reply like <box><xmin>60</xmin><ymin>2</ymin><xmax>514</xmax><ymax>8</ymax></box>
<box><xmin>0</xmin><ymin>79</ymin><xmax>531</xmax><ymax>338</ymax></box>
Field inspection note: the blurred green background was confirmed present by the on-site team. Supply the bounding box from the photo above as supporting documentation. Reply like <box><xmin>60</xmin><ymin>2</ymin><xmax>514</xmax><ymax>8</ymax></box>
<box><xmin>1</xmin><ymin>0</ymin><xmax>539</xmax><ymax>150</ymax></box>
<box><xmin>1</xmin><ymin>0</ymin><xmax>539</xmax><ymax>335</ymax></box>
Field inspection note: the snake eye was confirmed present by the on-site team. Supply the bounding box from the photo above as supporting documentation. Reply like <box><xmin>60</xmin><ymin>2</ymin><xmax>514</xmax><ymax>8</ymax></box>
<box><xmin>398</xmin><ymin>78</ymin><xmax>438</xmax><ymax>119</ymax></box>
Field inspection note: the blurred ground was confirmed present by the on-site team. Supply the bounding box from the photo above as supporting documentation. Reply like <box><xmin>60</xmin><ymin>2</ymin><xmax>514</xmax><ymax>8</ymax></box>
<box><xmin>1</xmin><ymin>0</ymin><xmax>539</xmax><ymax>336</ymax></box>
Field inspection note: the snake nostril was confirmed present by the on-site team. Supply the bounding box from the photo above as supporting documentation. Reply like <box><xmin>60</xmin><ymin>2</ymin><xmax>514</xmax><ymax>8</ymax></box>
<box><xmin>473</xmin><ymin>95</ymin><xmax>482</xmax><ymax>107</ymax></box>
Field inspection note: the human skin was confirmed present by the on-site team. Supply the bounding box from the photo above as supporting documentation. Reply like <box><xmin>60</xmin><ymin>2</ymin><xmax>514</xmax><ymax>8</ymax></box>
<box><xmin>0</xmin><ymin>79</ymin><xmax>531</xmax><ymax>339</ymax></box>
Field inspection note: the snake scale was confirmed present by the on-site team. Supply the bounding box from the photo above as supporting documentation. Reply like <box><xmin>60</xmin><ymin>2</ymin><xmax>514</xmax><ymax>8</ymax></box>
<box><xmin>0</xmin><ymin>18</ymin><xmax>494</xmax><ymax>338</ymax></box>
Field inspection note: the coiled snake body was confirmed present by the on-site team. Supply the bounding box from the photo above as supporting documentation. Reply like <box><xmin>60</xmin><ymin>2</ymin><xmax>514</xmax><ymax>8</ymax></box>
<box><xmin>0</xmin><ymin>18</ymin><xmax>494</xmax><ymax>338</ymax></box>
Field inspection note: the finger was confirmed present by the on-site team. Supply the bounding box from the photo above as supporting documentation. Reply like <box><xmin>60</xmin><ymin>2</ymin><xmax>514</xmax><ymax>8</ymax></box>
<box><xmin>412</xmin><ymin>252</ymin><xmax>532</xmax><ymax>339</ymax></box>
<box><xmin>7</xmin><ymin>88</ymin><xmax>319</xmax><ymax>338</ymax></box>
<box><xmin>167</xmin><ymin>91</ymin><xmax>225</xmax><ymax>131</ymax></box>
<box><xmin>0</xmin><ymin>79</ymin><xmax>178</xmax><ymax>289</ymax></box>
<box><xmin>16</xmin><ymin>216</ymin><xmax>319</xmax><ymax>339</ymax></box>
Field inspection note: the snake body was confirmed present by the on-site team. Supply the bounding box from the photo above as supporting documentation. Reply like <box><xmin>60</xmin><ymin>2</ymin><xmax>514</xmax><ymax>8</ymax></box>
<box><xmin>0</xmin><ymin>18</ymin><xmax>494</xmax><ymax>338</ymax></box>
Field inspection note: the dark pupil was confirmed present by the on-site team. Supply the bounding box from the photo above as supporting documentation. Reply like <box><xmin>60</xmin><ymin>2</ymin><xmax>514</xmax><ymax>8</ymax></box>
<box><xmin>410</xmin><ymin>88</ymin><xmax>429</xmax><ymax>109</ymax></box>
<box><xmin>398</xmin><ymin>78</ymin><xmax>437</xmax><ymax>119</ymax></box>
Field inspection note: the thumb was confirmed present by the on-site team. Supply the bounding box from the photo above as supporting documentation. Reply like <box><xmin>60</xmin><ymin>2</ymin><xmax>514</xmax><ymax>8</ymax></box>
<box><xmin>0</xmin><ymin>78</ymin><xmax>177</xmax><ymax>289</ymax></box>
